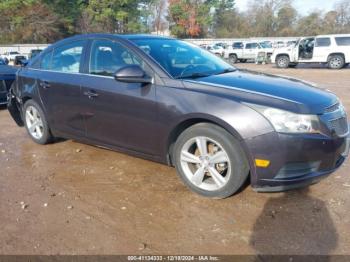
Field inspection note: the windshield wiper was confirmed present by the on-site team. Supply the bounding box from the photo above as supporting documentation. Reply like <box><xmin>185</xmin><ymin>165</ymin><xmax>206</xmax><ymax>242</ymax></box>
<box><xmin>214</xmin><ymin>68</ymin><xmax>237</xmax><ymax>75</ymax></box>
<box><xmin>175</xmin><ymin>72</ymin><xmax>212</xmax><ymax>79</ymax></box>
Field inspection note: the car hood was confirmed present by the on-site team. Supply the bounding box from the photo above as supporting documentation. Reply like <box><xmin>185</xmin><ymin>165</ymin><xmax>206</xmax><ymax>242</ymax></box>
<box><xmin>183</xmin><ymin>69</ymin><xmax>337</xmax><ymax>114</ymax></box>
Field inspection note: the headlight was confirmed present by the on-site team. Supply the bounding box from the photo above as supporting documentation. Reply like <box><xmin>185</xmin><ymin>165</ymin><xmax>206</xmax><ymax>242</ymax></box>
<box><xmin>249</xmin><ymin>104</ymin><xmax>321</xmax><ymax>134</ymax></box>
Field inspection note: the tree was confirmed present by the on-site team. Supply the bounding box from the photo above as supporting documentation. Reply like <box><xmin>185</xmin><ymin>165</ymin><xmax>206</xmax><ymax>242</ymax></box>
<box><xmin>296</xmin><ymin>11</ymin><xmax>323</xmax><ymax>36</ymax></box>
<box><xmin>168</xmin><ymin>0</ymin><xmax>212</xmax><ymax>38</ymax></box>
<box><xmin>276</xmin><ymin>5</ymin><xmax>297</xmax><ymax>36</ymax></box>
<box><xmin>334</xmin><ymin>0</ymin><xmax>350</xmax><ymax>33</ymax></box>
<box><xmin>0</xmin><ymin>0</ymin><xmax>65</xmax><ymax>43</ymax></box>
<box><xmin>78</xmin><ymin>0</ymin><xmax>155</xmax><ymax>34</ymax></box>
<box><xmin>151</xmin><ymin>0</ymin><xmax>169</xmax><ymax>34</ymax></box>
<box><xmin>245</xmin><ymin>0</ymin><xmax>292</xmax><ymax>37</ymax></box>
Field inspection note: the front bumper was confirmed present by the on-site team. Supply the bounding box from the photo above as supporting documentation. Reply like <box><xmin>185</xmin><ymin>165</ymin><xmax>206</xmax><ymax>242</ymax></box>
<box><xmin>244</xmin><ymin>131</ymin><xmax>349</xmax><ymax>192</ymax></box>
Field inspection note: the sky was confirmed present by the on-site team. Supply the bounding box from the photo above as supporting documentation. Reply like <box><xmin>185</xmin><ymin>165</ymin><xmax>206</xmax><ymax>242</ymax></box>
<box><xmin>234</xmin><ymin>0</ymin><xmax>338</xmax><ymax>15</ymax></box>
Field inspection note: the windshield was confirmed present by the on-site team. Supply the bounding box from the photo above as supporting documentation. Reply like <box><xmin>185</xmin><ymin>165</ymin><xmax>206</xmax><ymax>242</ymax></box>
<box><xmin>131</xmin><ymin>39</ymin><xmax>235</xmax><ymax>79</ymax></box>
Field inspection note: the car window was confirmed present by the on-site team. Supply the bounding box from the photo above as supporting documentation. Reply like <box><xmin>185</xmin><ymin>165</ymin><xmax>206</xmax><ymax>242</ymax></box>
<box><xmin>335</xmin><ymin>37</ymin><xmax>350</xmax><ymax>46</ymax></box>
<box><xmin>233</xmin><ymin>42</ymin><xmax>243</xmax><ymax>49</ymax></box>
<box><xmin>41</xmin><ymin>51</ymin><xmax>53</xmax><ymax>70</ymax></box>
<box><xmin>89</xmin><ymin>39</ymin><xmax>146</xmax><ymax>77</ymax></box>
<box><xmin>51</xmin><ymin>41</ymin><xmax>85</xmax><ymax>73</ymax></box>
<box><xmin>315</xmin><ymin>38</ymin><xmax>331</xmax><ymax>47</ymax></box>
<box><xmin>246</xmin><ymin>43</ymin><xmax>258</xmax><ymax>49</ymax></box>
<box><xmin>132</xmin><ymin>39</ymin><xmax>234</xmax><ymax>79</ymax></box>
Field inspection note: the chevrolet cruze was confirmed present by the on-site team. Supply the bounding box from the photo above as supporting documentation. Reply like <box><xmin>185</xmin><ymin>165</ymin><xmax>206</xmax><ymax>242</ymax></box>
<box><xmin>7</xmin><ymin>34</ymin><xmax>350</xmax><ymax>198</ymax></box>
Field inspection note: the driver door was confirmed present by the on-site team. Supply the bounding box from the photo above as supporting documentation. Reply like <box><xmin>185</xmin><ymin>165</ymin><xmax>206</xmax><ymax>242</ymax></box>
<box><xmin>80</xmin><ymin>39</ymin><xmax>159</xmax><ymax>155</ymax></box>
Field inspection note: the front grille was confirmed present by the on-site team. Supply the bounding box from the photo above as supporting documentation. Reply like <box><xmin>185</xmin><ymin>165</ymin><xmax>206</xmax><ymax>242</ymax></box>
<box><xmin>328</xmin><ymin>117</ymin><xmax>349</xmax><ymax>137</ymax></box>
<box><xmin>325</xmin><ymin>103</ymin><xmax>340</xmax><ymax>113</ymax></box>
<box><xmin>0</xmin><ymin>80</ymin><xmax>7</xmax><ymax>92</ymax></box>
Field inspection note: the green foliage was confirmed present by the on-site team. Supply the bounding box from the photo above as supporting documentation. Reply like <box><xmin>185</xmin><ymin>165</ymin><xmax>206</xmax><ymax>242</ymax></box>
<box><xmin>0</xmin><ymin>0</ymin><xmax>350</xmax><ymax>43</ymax></box>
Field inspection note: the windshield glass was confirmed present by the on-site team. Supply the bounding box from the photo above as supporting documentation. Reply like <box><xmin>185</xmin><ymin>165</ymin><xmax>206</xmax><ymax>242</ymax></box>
<box><xmin>131</xmin><ymin>39</ymin><xmax>235</xmax><ymax>79</ymax></box>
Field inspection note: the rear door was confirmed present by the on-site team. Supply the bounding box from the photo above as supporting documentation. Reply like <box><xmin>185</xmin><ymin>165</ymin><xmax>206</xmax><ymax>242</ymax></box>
<box><xmin>80</xmin><ymin>39</ymin><xmax>158</xmax><ymax>154</ymax></box>
<box><xmin>313</xmin><ymin>37</ymin><xmax>331</xmax><ymax>62</ymax></box>
<box><xmin>245</xmin><ymin>43</ymin><xmax>259</xmax><ymax>59</ymax></box>
<box><xmin>35</xmin><ymin>40</ymin><xmax>88</xmax><ymax>137</ymax></box>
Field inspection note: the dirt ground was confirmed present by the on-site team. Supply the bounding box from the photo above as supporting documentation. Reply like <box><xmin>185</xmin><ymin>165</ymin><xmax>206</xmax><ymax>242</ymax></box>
<box><xmin>1</xmin><ymin>63</ymin><xmax>350</xmax><ymax>255</ymax></box>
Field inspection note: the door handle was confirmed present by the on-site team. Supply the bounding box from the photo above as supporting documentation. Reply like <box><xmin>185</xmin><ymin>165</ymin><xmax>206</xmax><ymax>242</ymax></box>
<box><xmin>39</xmin><ymin>81</ymin><xmax>51</xmax><ymax>89</ymax></box>
<box><xmin>84</xmin><ymin>90</ymin><xmax>99</xmax><ymax>99</ymax></box>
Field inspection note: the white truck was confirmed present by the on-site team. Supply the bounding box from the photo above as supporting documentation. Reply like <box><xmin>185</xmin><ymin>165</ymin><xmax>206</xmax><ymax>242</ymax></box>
<box><xmin>2</xmin><ymin>51</ymin><xmax>28</xmax><ymax>64</ymax></box>
<box><xmin>271</xmin><ymin>34</ymin><xmax>350</xmax><ymax>69</ymax></box>
<box><xmin>223</xmin><ymin>42</ymin><xmax>274</xmax><ymax>64</ymax></box>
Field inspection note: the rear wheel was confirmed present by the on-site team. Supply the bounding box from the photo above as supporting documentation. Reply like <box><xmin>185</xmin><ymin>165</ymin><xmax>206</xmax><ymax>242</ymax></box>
<box><xmin>229</xmin><ymin>54</ymin><xmax>238</xmax><ymax>64</ymax></box>
<box><xmin>173</xmin><ymin>123</ymin><xmax>249</xmax><ymax>199</ymax></box>
<box><xmin>23</xmin><ymin>100</ymin><xmax>53</xmax><ymax>144</ymax></box>
<box><xmin>328</xmin><ymin>55</ymin><xmax>345</xmax><ymax>69</ymax></box>
<box><xmin>276</xmin><ymin>55</ymin><xmax>290</xmax><ymax>68</ymax></box>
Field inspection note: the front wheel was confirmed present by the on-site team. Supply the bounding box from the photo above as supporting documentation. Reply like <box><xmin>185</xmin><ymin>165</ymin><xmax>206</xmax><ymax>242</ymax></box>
<box><xmin>276</xmin><ymin>55</ymin><xmax>290</xmax><ymax>68</ymax></box>
<box><xmin>229</xmin><ymin>54</ymin><xmax>238</xmax><ymax>64</ymax></box>
<box><xmin>173</xmin><ymin>123</ymin><xmax>249</xmax><ymax>198</ymax></box>
<box><xmin>23</xmin><ymin>100</ymin><xmax>53</xmax><ymax>144</ymax></box>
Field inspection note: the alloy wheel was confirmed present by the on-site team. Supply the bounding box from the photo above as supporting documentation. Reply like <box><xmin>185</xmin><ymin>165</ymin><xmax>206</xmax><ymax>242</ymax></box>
<box><xmin>25</xmin><ymin>106</ymin><xmax>44</xmax><ymax>140</ymax></box>
<box><xmin>330</xmin><ymin>57</ymin><xmax>342</xmax><ymax>69</ymax></box>
<box><xmin>180</xmin><ymin>136</ymin><xmax>231</xmax><ymax>191</ymax></box>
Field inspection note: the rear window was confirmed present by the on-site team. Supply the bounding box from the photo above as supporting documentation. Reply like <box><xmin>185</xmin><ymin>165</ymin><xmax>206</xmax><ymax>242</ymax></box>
<box><xmin>335</xmin><ymin>37</ymin><xmax>350</xmax><ymax>46</ymax></box>
<box><xmin>316</xmin><ymin>38</ymin><xmax>331</xmax><ymax>47</ymax></box>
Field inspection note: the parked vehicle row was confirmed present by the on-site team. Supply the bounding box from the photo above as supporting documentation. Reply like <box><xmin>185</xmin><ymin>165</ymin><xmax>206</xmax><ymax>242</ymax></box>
<box><xmin>272</xmin><ymin>34</ymin><xmax>350</xmax><ymax>69</ymax></box>
<box><xmin>223</xmin><ymin>41</ymin><xmax>274</xmax><ymax>64</ymax></box>
<box><xmin>7</xmin><ymin>34</ymin><xmax>350</xmax><ymax>199</ymax></box>
<box><xmin>0</xmin><ymin>49</ymin><xmax>43</xmax><ymax>66</ymax></box>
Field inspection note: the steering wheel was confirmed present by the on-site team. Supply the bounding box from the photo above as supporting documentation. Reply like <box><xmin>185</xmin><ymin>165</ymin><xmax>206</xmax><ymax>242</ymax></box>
<box><xmin>179</xmin><ymin>64</ymin><xmax>195</xmax><ymax>77</ymax></box>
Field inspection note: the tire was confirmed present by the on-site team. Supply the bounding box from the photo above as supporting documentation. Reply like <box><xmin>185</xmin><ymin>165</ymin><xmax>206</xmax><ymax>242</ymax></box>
<box><xmin>328</xmin><ymin>55</ymin><xmax>345</xmax><ymax>69</ymax></box>
<box><xmin>173</xmin><ymin>123</ymin><xmax>249</xmax><ymax>199</ymax></box>
<box><xmin>23</xmin><ymin>100</ymin><xmax>53</xmax><ymax>145</ymax></box>
<box><xmin>229</xmin><ymin>54</ymin><xmax>238</xmax><ymax>64</ymax></box>
<box><xmin>276</xmin><ymin>55</ymin><xmax>290</xmax><ymax>68</ymax></box>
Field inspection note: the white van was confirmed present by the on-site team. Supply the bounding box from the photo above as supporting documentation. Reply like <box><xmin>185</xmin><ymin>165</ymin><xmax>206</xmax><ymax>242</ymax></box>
<box><xmin>271</xmin><ymin>34</ymin><xmax>350</xmax><ymax>69</ymax></box>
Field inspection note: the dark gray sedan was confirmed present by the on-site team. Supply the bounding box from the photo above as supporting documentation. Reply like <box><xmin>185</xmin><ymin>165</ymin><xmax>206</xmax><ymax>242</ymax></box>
<box><xmin>7</xmin><ymin>34</ymin><xmax>350</xmax><ymax>198</ymax></box>
<box><xmin>0</xmin><ymin>60</ymin><xmax>17</xmax><ymax>105</ymax></box>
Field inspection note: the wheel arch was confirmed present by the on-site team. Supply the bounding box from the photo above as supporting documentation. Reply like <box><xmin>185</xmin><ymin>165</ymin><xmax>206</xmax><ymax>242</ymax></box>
<box><xmin>275</xmin><ymin>53</ymin><xmax>290</xmax><ymax>61</ymax></box>
<box><xmin>327</xmin><ymin>52</ymin><xmax>345</xmax><ymax>61</ymax></box>
<box><xmin>166</xmin><ymin>115</ymin><xmax>249</xmax><ymax>167</ymax></box>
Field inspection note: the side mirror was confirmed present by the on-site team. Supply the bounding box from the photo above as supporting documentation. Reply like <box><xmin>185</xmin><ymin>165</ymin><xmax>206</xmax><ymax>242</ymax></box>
<box><xmin>114</xmin><ymin>65</ymin><xmax>152</xmax><ymax>84</ymax></box>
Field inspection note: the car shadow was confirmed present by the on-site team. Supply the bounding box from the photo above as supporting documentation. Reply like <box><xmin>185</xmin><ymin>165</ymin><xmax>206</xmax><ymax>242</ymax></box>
<box><xmin>250</xmin><ymin>187</ymin><xmax>338</xmax><ymax>258</ymax></box>
<box><xmin>0</xmin><ymin>104</ymin><xmax>7</xmax><ymax>110</ymax></box>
